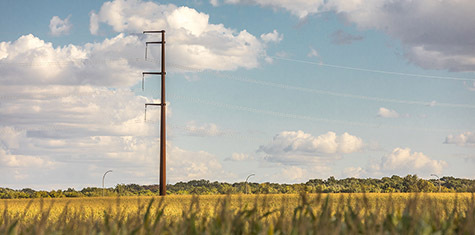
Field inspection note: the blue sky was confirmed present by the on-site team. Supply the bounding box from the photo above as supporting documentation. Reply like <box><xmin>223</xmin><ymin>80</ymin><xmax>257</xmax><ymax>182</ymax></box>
<box><xmin>0</xmin><ymin>0</ymin><xmax>474</xmax><ymax>190</ymax></box>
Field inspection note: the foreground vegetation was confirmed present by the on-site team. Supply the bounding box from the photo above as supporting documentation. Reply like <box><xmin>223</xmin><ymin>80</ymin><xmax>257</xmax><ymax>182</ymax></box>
<box><xmin>1</xmin><ymin>193</ymin><xmax>474</xmax><ymax>234</ymax></box>
<box><xmin>2</xmin><ymin>175</ymin><xmax>475</xmax><ymax>199</ymax></box>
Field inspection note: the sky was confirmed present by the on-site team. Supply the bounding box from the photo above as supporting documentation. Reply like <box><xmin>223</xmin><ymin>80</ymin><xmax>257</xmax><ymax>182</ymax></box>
<box><xmin>0</xmin><ymin>0</ymin><xmax>474</xmax><ymax>190</ymax></box>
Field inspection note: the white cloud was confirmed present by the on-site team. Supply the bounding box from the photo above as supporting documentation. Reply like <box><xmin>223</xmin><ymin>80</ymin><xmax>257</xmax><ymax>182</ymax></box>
<box><xmin>281</xmin><ymin>166</ymin><xmax>307</xmax><ymax>181</ymax></box>
<box><xmin>445</xmin><ymin>132</ymin><xmax>475</xmax><ymax>147</ymax></box>
<box><xmin>185</xmin><ymin>121</ymin><xmax>222</xmax><ymax>137</ymax></box>
<box><xmin>225</xmin><ymin>153</ymin><xmax>250</xmax><ymax>161</ymax></box>
<box><xmin>377</xmin><ymin>148</ymin><xmax>446</xmax><ymax>176</ymax></box>
<box><xmin>377</xmin><ymin>107</ymin><xmax>399</xmax><ymax>118</ymax></box>
<box><xmin>168</xmin><ymin>145</ymin><xmax>230</xmax><ymax>182</ymax></box>
<box><xmin>210</xmin><ymin>0</ymin><xmax>219</xmax><ymax>6</ymax></box>
<box><xmin>224</xmin><ymin>0</ymin><xmax>326</xmax><ymax>18</ymax></box>
<box><xmin>0</xmin><ymin>34</ymin><xmax>145</xmax><ymax>87</ymax></box>
<box><xmin>0</xmin><ymin>77</ymin><xmax>231</xmax><ymax>188</ymax></box>
<box><xmin>0</xmin><ymin>0</ymin><xmax>282</xmax><ymax>188</ymax></box>
<box><xmin>260</xmin><ymin>30</ymin><xmax>283</xmax><ymax>43</ymax></box>
<box><xmin>344</xmin><ymin>148</ymin><xmax>448</xmax><ymax>178</ymax></box>
<box><xmin>258</xmin><ymin>130</ymin><xmax>363</xmax><ymax>165</ymax></box>
<box><xmin>325</xmin><ymin>0</ymin><xmax>475</xmax><ymax>71</ymax></box>
<box><xmin>274</xmin><ymin>165</ymin><xmax>331</xmax><ymax>183</ymax></box>
<box><xmin>224</xmin><ymin>0</ymin><xmax>475</xmax><ymax>71</ymax></box>
<box><xmin>89</xmin><ymin>0</ymin><xmax>276</xmax><ymax>71</ymax></box>
<box><xmin>49</xmin><ymin>15</ymin><xmax>72</xmax><ymax>36</ymax></box>
<box><xmin>342</xmin><ymin>167</ymin><xmax>366</xmax><ymax>178</ymax></box>
<box><xmin>0</xmin><ymin>147</ymin><xmax>55</xmax><ymax>168</ymax></box>
<box><xmin>0</xmin><ymin>126</ymin><xmax>25</xmax><ymax>149</ymax></box>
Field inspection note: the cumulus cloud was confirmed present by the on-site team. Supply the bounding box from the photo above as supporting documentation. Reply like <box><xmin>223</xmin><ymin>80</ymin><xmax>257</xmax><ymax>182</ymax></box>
<box><xmin>0</xmin><ymin>34</ymin><xmax>145</xmax><ymax>87</ymax></box>
<box><xmin>49</xmin><ymin>15</ymin><xmax>72</xmax><ymax>36</ymax></box>
<box><xmin>379</xmin><ymin>148</ymin><xmax>446</xmax><ymax>175</ymax></box>
<box><xmin>0</xmin><ymin>83</ymin><xmax>185</xmax><ymax>188</ymax></box>
<box><xmin>224</xmin><ymin>0</ymin><xmax>475</xmax><ymax>71</ymax></box>
<box><xmin>342</xmin><ymin>167</ymin><xmax>366</xmax><ymax>178</ymax></box>
<box><xmin>89</xmin><ymin>0</ymin><xmax>278</xmax><ymax>71</ymax></box>
<box><xmin>260</xmin><ymin>30</ymin><xmax>283</xmax><ymax>43</ymax></box>
<box><xmin>185</xmin><ymin>121</ymin><xmax>222</xmax><ymax>137</ymax></box>
<box><xmin>258</xmin><ymin>130</ymin><xmax>363</xmax><ymax>165</ymax></box>
<box><xmin>0</xmin><ymin>147</ymin><xmax>56</xmax><ymax>168</ymax></box>
<box><xmin>377</xmin><ymin>107</ymin><xmax>399</xmax><ymax>118</ymax></box>
<box><xmin>331</xmin><ymin>30</ymin><xmax>363</xmax><ymax>45</ymax></box>
<box><xmin>281</xmin><ymin>166</ymin><xmax>307</xmax><ymax>181</ymax></box>
<box><xmin>224</xmin><ymin>0</ymin><xmax>326</xmax><ymax>19</ymax></box>
<box><xmin>344</xmin><ymin>148</ymin><xmax>447</xmax><ymax>178</ymax></box>
<box><xmin>275</xmin><ymin>165</ymin><xmax>331</xmax><ymax>183</ymax></box>
<box><xmin>0</xmin><ymin>97</ymin><xmax>228</xmax><ymax>186</ymax></box>
<box><xmin>168</xmin><ymin>145</ymin><xmax>230</xmax><ymax>182</ymax></box>
<box><xmin>325</xmin><ymin>0</ymin><xmax>475</xmax><ymax>71</ymax></box>
<box><xmin>445</xmin><ymin>132</ymin><xmax>475</xmax><ymax>147</ymax></box>
<box><xmin>0</xmin><ymin>0</ymin><xmax>281</xmax><ymax>188</ymax></box>
<box><xmin>225</xmin><ymin>153</ymin><xmax>251</xmax><ymax>161</ymax></box>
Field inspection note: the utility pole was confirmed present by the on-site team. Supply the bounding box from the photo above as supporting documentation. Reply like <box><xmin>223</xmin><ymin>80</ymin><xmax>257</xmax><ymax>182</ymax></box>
<box><xmin>142</xmin><ymin>30</ymin><xmax>167</xmax><ymax>196</ymax></box>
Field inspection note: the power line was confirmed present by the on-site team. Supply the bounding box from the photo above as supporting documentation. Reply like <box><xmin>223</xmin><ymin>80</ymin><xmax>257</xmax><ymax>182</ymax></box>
<box><xmin>168</xmin><ymin>63</ymin><xmax>475</xmax><ymax>109</ymax></box>
<box><xmin>3</xmin><ymin>56</ymin><xmax>474</xmax><ymax>82</ymax></box>
<box><xmin>271</xmin><ymin>56</ymin><xmax>475</xmax><ymax>82</ymax></box>
<box><xmin>169</xmin><ymin>94</ymin><xmax>466</xmax><ymax>133</ymax></box>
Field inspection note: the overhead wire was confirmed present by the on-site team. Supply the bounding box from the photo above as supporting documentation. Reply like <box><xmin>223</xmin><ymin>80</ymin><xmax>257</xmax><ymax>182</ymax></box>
<box><xmin>167</xmin><ymin>63</ymin><xmax>475</xmax><ymax>109</ymax></box>
<box><xmin>1</xmin><ymin>56</ymin><xmax>474</xmax><ymax>81</ymax></box>
<box><xmin>169</xmin><ymin>94</ymin><xmax>466</xmax><ymax>133</ymax></box>
<box><xmin>0</xmin><ymin>57</ymin><xmax>473</xmax><ymax>133</ymax></box>
<box><xmin>270</xmin><ymin>56</ymin><xmax>475</xmax><ymax>82</ymax></box>
<box><xmin>0</xmin><ymin>121</ymin><xmax>260</xmax><ymax>140</ymax></box>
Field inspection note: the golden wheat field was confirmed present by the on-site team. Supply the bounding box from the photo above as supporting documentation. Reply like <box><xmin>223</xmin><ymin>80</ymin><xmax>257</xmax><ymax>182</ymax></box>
<box><xmin>1</xmin><ymin>193</ymin><xmax>475</xmax><ymax>234</ymax></box>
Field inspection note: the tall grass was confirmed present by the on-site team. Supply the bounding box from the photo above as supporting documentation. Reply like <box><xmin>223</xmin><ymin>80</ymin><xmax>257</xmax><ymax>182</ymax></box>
<box><xmin>1</xmin><ymin>193</ymin><xmax>474</xmax><ymax>234</ymax></box>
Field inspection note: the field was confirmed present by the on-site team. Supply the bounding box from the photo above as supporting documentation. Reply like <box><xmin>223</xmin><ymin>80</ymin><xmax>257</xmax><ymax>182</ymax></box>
<box><xmin>1</xmin><ymin>193</ymin><xmax>474</xmax><ymax>234</ymax></box>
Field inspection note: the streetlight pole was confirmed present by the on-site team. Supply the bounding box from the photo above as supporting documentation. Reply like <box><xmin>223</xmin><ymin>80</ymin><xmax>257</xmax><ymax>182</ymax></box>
<box><xmin>102</xmin><ymin>170</ymin><xmax>113</xmax><ymax>197</ymax></box>
<box><xmin>245</xmin><ymin>174</ymin><xmax>255</xmax><ymax>194</ymax></box>
<box><xmin>431</xmin><ymin>174</ymin><xmax>441</xmax><ymax>193</ymax></box>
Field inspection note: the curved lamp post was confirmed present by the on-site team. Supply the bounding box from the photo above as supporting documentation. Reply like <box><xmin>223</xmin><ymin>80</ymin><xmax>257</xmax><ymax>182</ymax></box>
<box><xmin>245</xmin><ymin>174</ymin><xmax>255</xmax><ymax>194</ymax></box>
<box><xmin>431</xmin><ymin>174</ymin><xmax>441</xmax><ymax>193</ymax></box>
<box><xmin>102</xmin><ymin>170</ymin><xmax>113</xmax><ymax>197</ymax></box>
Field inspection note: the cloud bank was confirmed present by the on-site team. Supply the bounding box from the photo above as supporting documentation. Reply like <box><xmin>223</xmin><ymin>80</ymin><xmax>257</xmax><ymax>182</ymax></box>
<box><xmin>222</xmin><ymin>0</ymin><xmax>475</xmax><ymax>71</ymax></box>
<box><xmin>89</xmin><ymin>0</ymin><xmax>280</xmax><ymax>71</ymax></box>
<box><xmin>258</xmin><ymin>130</ymin><xmax>363</xmax><ymax>165</ymax></box>
<box><xmin>0</xmin><ymin>0</ymin><xmax>284</xmax><ymax>188</ymax></box>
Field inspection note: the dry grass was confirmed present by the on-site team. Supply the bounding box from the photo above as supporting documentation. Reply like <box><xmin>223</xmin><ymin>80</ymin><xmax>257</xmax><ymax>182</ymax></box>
<box><xmin>1</xmin><ymin>193</ymin><xmax>474</xmax><ymax>234</ymax></box>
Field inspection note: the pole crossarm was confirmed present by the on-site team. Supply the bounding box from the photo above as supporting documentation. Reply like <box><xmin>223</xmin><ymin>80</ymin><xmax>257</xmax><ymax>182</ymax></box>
<box><xmin>143</xmin><ymin>72</ymin><xmax>164</xmax><ymax>75</ymax></box>
<box><xmin>144</xmin><ymin>30</ymin><xmax>166</xmax><ymax>59</ymax></box>
<box><xmin>142</xmin><ymin>72</ymin><xmax>166</xmax><ymax>90</ymax></box>
<box><xmin>144</xmin><ymin>103</ymin><xmax>162</xmax><ymax>121</ymax></box>
<box><xmin>143</xmin><ymin>30</ymin><xmax>165</xmax><ymax>34</ymax></box>
<box><xmin>145</xmin><ymin>41</ymin><xmax>165</xmax><ymax>59</ymax></box>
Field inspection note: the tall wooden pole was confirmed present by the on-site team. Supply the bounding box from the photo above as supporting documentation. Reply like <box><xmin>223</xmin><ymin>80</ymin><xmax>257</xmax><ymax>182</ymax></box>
<box><xmin>143</xmin><ymin>30</ymin><xmax>166</xmax><ymax>196</ymax></box>
<box><xmin>159</xmin><ymin>31</ymin><xmax>166</xmax><ymax>196</ymax></box>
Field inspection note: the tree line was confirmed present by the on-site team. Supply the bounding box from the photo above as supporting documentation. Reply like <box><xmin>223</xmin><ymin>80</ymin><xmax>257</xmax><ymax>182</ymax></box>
<box><xmin>1</xmin><ymin>175</ymin><xmax>474</xmax><ymax>199</ymax></box>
